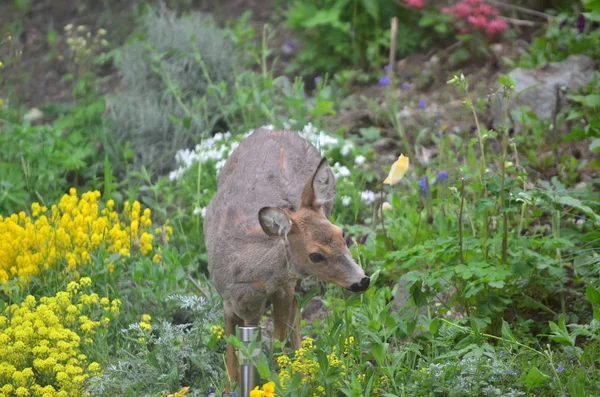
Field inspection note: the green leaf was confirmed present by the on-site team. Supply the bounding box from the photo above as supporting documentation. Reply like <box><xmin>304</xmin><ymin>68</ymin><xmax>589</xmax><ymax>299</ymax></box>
<box><xmin>590</xmin><ymin>139</ymin><xmax>600</xmax><ymax>152</ymax></box>
<box><xmin>419</xmin><ymin>15</ymin><xmax>435</xmax><ymax>27</ymax></box>
<box><xmin>371</xmin><ymin>342</ymin><xmax>385</xmax><ymax>365</ymax></box>
<box><xmin>523</xmin><ymin>366</ymin><xmax>548</xmax><ymax>389</ymax></box>
<box><xmin>429</xmin><ymin>318</ymin><xmax>441</xmax><ymax>335</ymax></box>
<box><xmin>583</xmin><ymin>94</ymin><xmax>600</xmax><ymax>108</ymax></box>
<box><xmin>488</xmin><ymin>280</ymin><xmax>505</xmax><ymax>289</ymax></box>
<box><xmin>586</xmin><ymin>285</ymin><xmax>600</xmax><ymax>304</ymax></box>
<box><xmin>583</xmin><ymin>10</ymin><xmax>600</xmax><ymax>22</ymax></box>
<box><xmin>255</xmin><ymin>361</ymin><xmax>271</xmax><ymax>379</ymax></box>
<box><xmin>501</xmin><ymin>319</ymin><xmax>518</xmax><ymax>343</ymax></box>
<box><xmin>360</xmin><ymin>0</ymin><xmax>379</xmax><ymax>20</ymax></box>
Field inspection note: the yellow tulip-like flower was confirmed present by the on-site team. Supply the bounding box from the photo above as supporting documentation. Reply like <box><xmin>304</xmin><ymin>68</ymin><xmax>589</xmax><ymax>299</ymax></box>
<box><xmin>167</xmin><ymin>386</ymin><xmax>190</xmax><ymax>397</ymax></box>
<box><xmin>250</xmin><ymin>386</ymin><xmax>264</xmax><ymax>397</ymax></box>
<box><xmin>263</xmin><ymin>381</ymin><xmax>276</xmax><ymax>397</ymax></box>
<box><xmin>383</xmin><ymin>154</ymin><xmax>409</xmax><ymax>185</ymax></box>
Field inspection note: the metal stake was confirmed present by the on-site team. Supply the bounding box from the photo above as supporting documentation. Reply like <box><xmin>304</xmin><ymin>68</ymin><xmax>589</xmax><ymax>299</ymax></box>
<box><xmin>238</xmin><ymin>326</ymin><xmax>261</xmax><ymax>397</ymax></box>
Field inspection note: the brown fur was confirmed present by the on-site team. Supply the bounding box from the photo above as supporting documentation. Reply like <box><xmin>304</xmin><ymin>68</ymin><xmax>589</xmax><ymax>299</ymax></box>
<box><xmin>204</xmin><ymin>128</ymin><xmax>368</xmax><ymax>390</ymax></box>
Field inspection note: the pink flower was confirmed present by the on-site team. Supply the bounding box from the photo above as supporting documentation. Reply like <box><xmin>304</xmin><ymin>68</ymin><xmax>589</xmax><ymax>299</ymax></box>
<box><xmin>452</xmin><ymin>3</ymin><xmax>472</xmax><ymax>18</ymax></box>
<box><xmin>404</xmin><ymin>0</ymin><xmax>425</xmax><ymax>8</ymax></box>
<box><xmin>486</xmin><ymin>18</ymin><xmax>508</xmax><ymax>35</ymax></box>
<box><xmin>474</xmin><ymin>4</ymin><xmax>499</xmax><ymax>16</ymax></box>
<box><xmin>467</xmin><ymin>14</ymin><xmax>488</xmax><ymax>29</ymax></box>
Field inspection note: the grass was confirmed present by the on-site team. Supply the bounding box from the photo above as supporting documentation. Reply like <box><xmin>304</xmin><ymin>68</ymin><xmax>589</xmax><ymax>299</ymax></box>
<box><xmin>1</xmin><ymin>1</ymin><xmax>599</xmax><ymax>396</ymax></box>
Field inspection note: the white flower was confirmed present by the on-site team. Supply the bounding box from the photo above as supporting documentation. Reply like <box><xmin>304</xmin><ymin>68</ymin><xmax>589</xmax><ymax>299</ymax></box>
<box><xmin>341</xmin><ymin>196</ymin><xmax>351</xmax><ymax>206</ymax></box>
<box><xmin>215</xmin><ymin>159</ymin><xmax>227</xmax><ymax>173</ymax></box>
<box><xmin>193</xmin><ymin>207</ymin><xmax>207</xmax><ymax>218</ymax></box>
<box><xmin>354</xmin><ymin>155</ymin><xmax>366</xmax><ymax>165</ymax></box>
<box><xmin>332</xmin><ymin>163</ymin><xmax>350</xmax><ymax>178</ymax></box>
<box><xmin>361</xmin><ymin>190</ymin><xmax>376</xmax><ymax>204</ymax></box>
<box><xmin>341</xmin><ymin>142</ymin><xmax>354</xmax><ymax>156</ymax></box>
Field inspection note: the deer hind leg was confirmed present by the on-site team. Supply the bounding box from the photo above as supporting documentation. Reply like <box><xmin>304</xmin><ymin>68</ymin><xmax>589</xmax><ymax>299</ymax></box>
<box><xmin>224</xmin><ymin>302</ymin><xmax>243</xmax><ymax>394</ymax></box>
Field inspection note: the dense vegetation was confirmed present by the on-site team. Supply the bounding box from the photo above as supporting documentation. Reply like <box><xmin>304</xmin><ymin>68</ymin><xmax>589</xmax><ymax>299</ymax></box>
<box><xmin>0</xmin><ymin>0</ymin><xmax>599</xmax><ymax>396</ymax></box>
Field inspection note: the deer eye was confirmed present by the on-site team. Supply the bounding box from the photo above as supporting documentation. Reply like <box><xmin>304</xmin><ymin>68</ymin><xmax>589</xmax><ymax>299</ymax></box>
<box><xmin>309</xmin><ymin>253</ymin><xmax>326</xmax><ymax>263</ymax></box>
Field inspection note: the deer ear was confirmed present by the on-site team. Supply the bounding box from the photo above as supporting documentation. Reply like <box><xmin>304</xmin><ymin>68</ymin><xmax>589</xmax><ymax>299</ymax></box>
<box><xmin>258</xmin><ymin>207</ymin><xmax>293</xmax><ymax>237</ymax></box>
<box><xmin>300</xmin><ymin>157</ymin><xmax>336</xmax><ymax>214</ymax></box>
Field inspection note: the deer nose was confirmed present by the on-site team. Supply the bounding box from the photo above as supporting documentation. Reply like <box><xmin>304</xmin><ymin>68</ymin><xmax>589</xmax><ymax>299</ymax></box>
<box><xmin>349</xmin><ymin>276</ymin><xmax>370</xmax><ymax>292</ymax></box>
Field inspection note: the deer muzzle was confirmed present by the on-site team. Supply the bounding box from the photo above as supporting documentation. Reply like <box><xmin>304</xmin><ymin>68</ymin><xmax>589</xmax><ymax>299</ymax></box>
<box><xmin>349</xmin><ymin>276</ymin><xmax>370</xmax><ymax>292</ymax></box>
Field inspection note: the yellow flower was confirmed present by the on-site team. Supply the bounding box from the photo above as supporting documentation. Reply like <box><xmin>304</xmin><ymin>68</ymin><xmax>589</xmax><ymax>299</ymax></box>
<box><xmin>0</xmin><ymin>98</ymin><xmax>3</xmax><ymax>107</ymax></box>
<box><xmin>0</xmin><ymin>61</ymin><xmax>3</xmax><ymax>68</ymax></box>
<box><xmin>383</xmin><ymin>154</ymin><xmax>409</xmax><ymax>185</ymax></box>
<box><xmin>250</xmin><ymin>386</ymin><xmax>264</xmax><ymax>397</ymax></box>
<box><xmin>167</xmin><ymin>386</ymin><xmax>190</xmax><ymax>397</ymax></box>
<box><xmin>0</xmin><ymin>190</ymin><xmax>167</xmax><ymax>283</ymax></box>
<box><xmin>263</xmin><ymin>381</ymin><xmax>276</xmax><ymax>397</ymax></box>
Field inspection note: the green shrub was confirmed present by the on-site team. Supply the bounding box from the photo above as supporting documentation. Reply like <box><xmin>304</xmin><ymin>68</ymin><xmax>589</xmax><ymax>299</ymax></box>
<box><xmin>106</xmin><ymin>7</ymin><xmax>240</xmax><ymax>175</ymax></box>
<box><xmin>0</xmin><ymin>100</ymin><xmax>105</xmax><ymax>214</ymax></box>
<box><xmin>281</xmin><ymin>0</ymin><xmax>422</xmax><ymax>76</ymax></box>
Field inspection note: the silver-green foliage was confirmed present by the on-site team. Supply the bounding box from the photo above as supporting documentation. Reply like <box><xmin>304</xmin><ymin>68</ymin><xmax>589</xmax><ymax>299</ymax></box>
<box><xmin>106</xmin><ymin>8</ymin><xmax>238</xmax><ymax>174</ymax></box>
<box><xmin>86</xmin><ymin>294</ymin><xmax>222</xmax><ymax>396</ymax></box>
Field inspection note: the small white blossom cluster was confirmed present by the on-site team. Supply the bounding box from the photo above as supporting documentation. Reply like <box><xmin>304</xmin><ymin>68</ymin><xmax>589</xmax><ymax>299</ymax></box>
<box><xmin>193</xmin><ymin>207</ymin><xmax>207</xmax><ymax>218</ymax></box>
<box><xmin>299</xmin><ymin>122</ymin><xmax>340</xmax><ymax>148</ymax></box>
<box><xmin>360</xmin><ymin>190</ymin><xmax>376</xmax><ymax>205</ymax></box>
<box><xmin>169</xmin><ymin>132</ymin><xmax>235</xmax><ymax>181</ymax></box>
<box><xmin>169</xmin><ymin>123</ymin><xmax>346</xmax><ymax>182</ymax></box>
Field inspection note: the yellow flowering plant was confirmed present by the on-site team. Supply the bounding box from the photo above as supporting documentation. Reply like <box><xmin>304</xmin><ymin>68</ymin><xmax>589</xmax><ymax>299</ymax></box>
<box><xmin>0</xmin><ymin>279</ymin><xmax>117</xmax><ymax>397</ymax></box>
<box><xmin>0</xmin><ymin>188</ymin><xmax>170</xmax><ymax>284</ymax></box>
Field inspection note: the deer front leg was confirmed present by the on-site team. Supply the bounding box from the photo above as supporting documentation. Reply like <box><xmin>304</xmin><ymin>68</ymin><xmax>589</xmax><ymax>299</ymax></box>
<box><xmin>224</xmin><ymin>302</ymin><xmax>243</xmax><ymax>394</ymax></box>
<box><xmin>273</xmin><ymin>284</ymin><xmax>302</xmax><ymax>350</ymax></box>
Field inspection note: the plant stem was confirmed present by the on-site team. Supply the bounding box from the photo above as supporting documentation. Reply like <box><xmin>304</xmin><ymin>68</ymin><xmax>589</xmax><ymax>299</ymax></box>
<box><xmin>440</xmin><ymin>318</ymin><xmax>544</xmax><ymax>356</ymax></box>
<box><xmin>465</xmin><ymin>89</ymin><xmax>486</xmax><ymax>189</ymax></box>
<box><xmin>459</xmin><ymin>178</ymin><xmax>465</xmax><ymax>263</ymax></box>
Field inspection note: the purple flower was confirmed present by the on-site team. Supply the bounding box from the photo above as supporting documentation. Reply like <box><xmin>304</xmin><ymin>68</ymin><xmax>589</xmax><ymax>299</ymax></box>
<box><xmin>230</xmin><ymin>393</ymin><xmax>239</xmax><ymax>397</ymax></box>
<box><xmin>384</xmin><ymin>64</ymin><xmax>392</xmax><ymax>71</ymax></box>
<box><xmin>507</xmin><ymin>369</ymin><xmax>514</xmax><ymax>375</ymax></box>
<box><xmin>419</xmin><ymin>175</ymin><xmax>430</xmax><ymax>198</ymax></box>
<box><xmin>557</xmin><ymin>365</ymin><xmax>564</xmax><ymax>373</ymax></box>
<box><xmin>436</xmin><ymin>171</ymin><xmax>448</xmax><ymax>185</ymax></box>
<box><xmin>516</xmin><ymin>370</ymin><xmax>521</xmax><ymax>375</ymax></box>
<box><xmin>500</xmin><ymin>351</ymin><xmax>504</xmax><ymax>357</ymax></box>
<box><xmin>359</xmin><ymin>234</ymin><xmax>368</xmax><ymax>245</ymax></box>
<box><xmin>401</xmin><ymin>82</ymin><xmax>410</xmax><ymax>90</ymax></box>
<box><xmin>205</xmin><ymin>391</ymin><xmax>216</xmax><ymax>397</ymax></box>
<box><xmin>285</xmin><ymin>39</ymin><xmax>294</xmax><ymax>49</ymax></box>
<box><xmin>314</xmin><ymin>76</ymin><xmax>323</xmax><ymax>85</ymax></box>
<box><xmin>577</xmin><ymin>14</ymin><xmax>585</xmax><ymax>33</ymax></box>
<box><xmin>346</xmin><ymin>235</ymin><xmax>353</xmax><ymax>247</ymax></box>
<box><xmin>559</xmin><ymin>19</ymin><xmax>568</xmax><ymax>30</ymax></box>
<box><xmin>418</xmin><ymin>99</ymin><xmax>427</xmax><ymax>109</ymax></box>
<box><xmin>379</xmin><ymin>75</ymin><xmax>391</xmax><ymax>86</ymax></box>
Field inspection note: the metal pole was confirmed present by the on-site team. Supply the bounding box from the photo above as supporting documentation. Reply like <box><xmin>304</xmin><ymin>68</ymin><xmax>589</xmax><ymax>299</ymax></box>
<box><xmin>238</xmin><ymin>326</ymin><xmax>261</xmax><ymax>397</ymax></box>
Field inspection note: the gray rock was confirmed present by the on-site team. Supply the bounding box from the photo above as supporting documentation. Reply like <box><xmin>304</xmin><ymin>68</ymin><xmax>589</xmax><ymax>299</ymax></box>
<box><xmin>491</xmin><ymin>55</ymin><xmax>596</xmax><ymax>127</ymax></box>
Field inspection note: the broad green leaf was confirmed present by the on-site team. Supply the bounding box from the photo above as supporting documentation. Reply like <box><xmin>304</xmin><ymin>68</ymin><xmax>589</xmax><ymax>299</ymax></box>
<box><xmin>501</xmin><ymin>319</ymin><xmax>518</xmax><ymax>342</ymax></box>
<box><xmin>523</xmin><ymin>366</ymin><xmax>548</xmax><ymax>389</ymax></box>
<box><xmin>372</xmin><ymin>342</ymin><xmax>386</xmax><ymax>365</ymax></box>
<box><xmin>586</xmin><ymin>285</ymin><xmax>600</xmax><ymax>304</ymax></box>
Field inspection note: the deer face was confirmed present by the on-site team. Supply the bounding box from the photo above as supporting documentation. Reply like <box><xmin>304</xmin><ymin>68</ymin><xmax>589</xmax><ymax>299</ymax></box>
<box><xmin>258</xmin><ymin>158</ymin><xmax>370</xmax><ymax>292</ymax></box>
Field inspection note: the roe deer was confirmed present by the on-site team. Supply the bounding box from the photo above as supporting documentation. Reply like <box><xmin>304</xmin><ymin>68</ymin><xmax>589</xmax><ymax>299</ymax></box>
<box><xmin>204</xmin><ymin>128</ymin><xmax>370</xmax><ymax>390</ymax></box>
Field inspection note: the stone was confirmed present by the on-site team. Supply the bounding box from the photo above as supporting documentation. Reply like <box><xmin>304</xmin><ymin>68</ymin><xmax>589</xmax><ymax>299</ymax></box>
<box><xmin>490</xmin><ymin>55</ymin><xmax>596</xmax><ymax>127</ymax></box>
